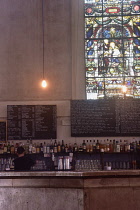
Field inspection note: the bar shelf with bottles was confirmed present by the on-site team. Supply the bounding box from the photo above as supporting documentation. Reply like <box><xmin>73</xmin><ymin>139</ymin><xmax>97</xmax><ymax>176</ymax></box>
<box><xmin>0</xmin><ymin>138</ymin><xmax>140</xmax><ymax>171</ymax></box>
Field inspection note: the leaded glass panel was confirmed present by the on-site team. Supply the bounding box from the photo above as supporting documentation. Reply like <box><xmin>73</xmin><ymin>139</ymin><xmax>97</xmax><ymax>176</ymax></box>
<box><xmin>85</xmin><ymin>0</ymin><xmax>140</xmax><ymax>99</ymax></box>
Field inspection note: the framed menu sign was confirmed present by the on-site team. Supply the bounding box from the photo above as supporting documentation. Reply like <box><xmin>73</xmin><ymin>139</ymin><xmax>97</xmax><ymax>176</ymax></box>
<box><xmin>0</xmin><ymin>121</ymin><xmax>7</xmax><ymax>142</ymax></box>
<box><xmin>7</xmin><ymin>105</ymin><xmax>57</xmax><ymax>140</ymax></box>
<box><xmin>71</xmin><ymin>99</ymin><xmax>140</xmax><ymax>137</ymax></box>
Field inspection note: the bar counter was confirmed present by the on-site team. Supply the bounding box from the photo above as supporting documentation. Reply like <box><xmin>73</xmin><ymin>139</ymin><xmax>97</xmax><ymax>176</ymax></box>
<box><xmin>1</xmin><ymin>170</ymin><xmax>140</xmax><ymax>210</ymax></box>
<box><xmin>0</xmin><ymin>169</ymin><xmax>140</xmax><ymax>177</ymax></box>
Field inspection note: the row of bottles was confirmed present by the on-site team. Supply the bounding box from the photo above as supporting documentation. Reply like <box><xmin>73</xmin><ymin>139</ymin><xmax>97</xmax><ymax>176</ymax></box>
<box><xmin>0</xmin><ymin>138</ymin><xmax>140</xmax><ymax>155</ymax></box>
<box><xmin>0</xmin><ymin>140</ymin><xmax>74</xmax><ymax>155</ymax></box>
<box><xmin>78</xmin><ymin>139</ymin><xmax>140</xmax><ymax>153</ymax></box>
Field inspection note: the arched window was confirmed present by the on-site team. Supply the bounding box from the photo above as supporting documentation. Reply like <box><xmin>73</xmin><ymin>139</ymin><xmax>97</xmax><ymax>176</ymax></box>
<box><xmin>85</xmin><ymin>0</ymin><xmax>140</xmax><ymax>99</ymax></box>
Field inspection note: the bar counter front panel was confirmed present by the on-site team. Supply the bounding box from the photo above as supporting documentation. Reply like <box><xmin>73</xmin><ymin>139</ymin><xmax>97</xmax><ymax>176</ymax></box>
<box><xmin>0</xmin><ymin>170</ymin><xmax>140</xmax><ymax>210</ymax></box>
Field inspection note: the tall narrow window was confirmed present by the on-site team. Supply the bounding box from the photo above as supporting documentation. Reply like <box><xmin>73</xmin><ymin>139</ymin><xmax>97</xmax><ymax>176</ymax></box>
<box><xmin>85</xmin><ymin>0</ymin><xmax>140</xmax><ymax>99</ymax></box>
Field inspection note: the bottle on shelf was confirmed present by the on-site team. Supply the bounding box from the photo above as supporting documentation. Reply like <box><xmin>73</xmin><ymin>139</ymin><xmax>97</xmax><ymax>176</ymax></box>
<box><xmin>96</xmin><ymin>140</ymin><xmax>100</xmax><ymax>153</ymax></box>
<box><xmin>50</xmin><ymin>139</ymin><xmax>54</xmax><ymax>153</ymax></box>
<box><xmin>43</xmin><ymin>142</ymin><xmax>47</xmax><ymax>154</ymax></box>
<box><xmin>53</xmin><ymin>140</ymin><xmax>57</xmax><ymax>153</ymax></box>
<box><xmin>46</xmin><ymin>143</ymin><xmax>50</xmax><ymax>154</ymax></box>
<box><xmin>124</xmin><ymin>140</ymin><xmax>130</xmax><ymax>152</ymax></box>
<box><xmin>113</xmin><ymin>139</ymin><xmax>116</xmax><ymax>152</ymax></box>
<box><xmin>73</xmin><ymin>142</ymin><xmax>78</xmax><ymax>153</ymax></box>
<box><xmin>57</xmin><ymin>141</ymin><xmax>61</xmax><ymax>153</ymax></box>
<box><xmin>106</xmin><ymin>139</ymin><xmax>110</xmax><ymax>153</ymax></box>
<box><xmin>89</xmin><ymin>140</ymin><xmax>93</xmax><ymax>153</ymax></box>
<box><xmin>25</xmin><ymin>140</ymin><xmax>29</xmax><ymax>154</ymax></box>
<box><xmin>10</xmin><ymin>141</ymin><xmax>15</xmax><ymax>154</ymax></box>
<box><xmin>133</xmin><ymin>139</ymin><xmax>137</xmax><ymax>153</ymax></box>
<box><xmin>99</xmin><ymin>140</ymin><xmax>104</xmax><ymax>153</ymax></box>
<box><xmin>68</xmin><ymin>143</ymin><xmax>73</xmax><ymax>153</ymax></box>
<box><xmin>29</xmin><ymin>139</ymin><xmax>32</xmax><ymax>154</ymax></box>
<box><xmin>65</xmin><ymin>144</ymin><xmax>69</xmax><ymax>153</ymax></box>
<box><xmin>86</xmin><ymin>140</ymin><xmax>90</xmax><ymax>153</ymax></box>
<box><xmin>32</xmin><ymin>143</ymin><xmax>36</xmax><ymax>154</ymax></box>
<box><xmin>136</xmin><ymin>141</ymin><xmax>140</xmax><ymax>153</ymax></box>
<box><xmin>36</xmin><ymin>143</ymin><xmax>40</xmax><ymax>154</ymax></box>
<box><xmin>109</xmin><ymin>140</ymin><xmax>113</xmax><ymax>153</ymax></box>
<box><xmin>120</xmin><ymin>139</ymin><xmax>124</xmax><ymax>153</ymax></box>
<box><xmin>92</xmin><ymin>140</ymin><xmax>96</xmax><ymax>153</ymax></box>
<box><xmin>82</xmin><ymin>140</ymin><xmax>87</xmax><ymax>152</ymax></box>
<box><xmin>130</xmin><ymin>141</ymin><xmax>134</xmax><ymax>152</ymax></box>
<box><xmin>7</xmin><ymin>142</ymin><xmax>11</xmax><ymax>154</ymax></box>
<box><xmin>0</xmin><ymin>143</ymin><xmax>4</xmax><ymax>154</ymax></box>
<box><xmin>61</xmin><ymin>140</ymin><xmax>65</xmax><ymax>153</ymax></box>
<box><xmin>116</xmin><ymin>141</ymin><xmax>120</xmax><ymax>153</ymax></box>
<box><xmin>78</xmin><ymin>144</ymin><xmax>83</xmax><ymax>152</ymax></box>
<box><xmin>40</xmin><ymin>143</ymin><xmax>43</xmax><ymax>154</ymax></box>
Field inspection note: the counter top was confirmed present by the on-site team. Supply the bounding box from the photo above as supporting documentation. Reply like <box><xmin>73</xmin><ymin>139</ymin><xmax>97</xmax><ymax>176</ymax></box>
<box><xmin>1</xmin><ymin>170</ymin><xmax>140</xmax><ymax>177</ymax></box>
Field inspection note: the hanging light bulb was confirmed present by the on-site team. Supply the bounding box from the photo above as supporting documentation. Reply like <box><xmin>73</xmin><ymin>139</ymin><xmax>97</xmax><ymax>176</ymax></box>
<box><xmin>41</xmin><ymin>79</ymin><xmax>47</xmax><ymax>88</ymax></box>
<box><xmin>122</xmin><ymin>85</ymin><xmax>127</xmax><ymax>93</ymax></box>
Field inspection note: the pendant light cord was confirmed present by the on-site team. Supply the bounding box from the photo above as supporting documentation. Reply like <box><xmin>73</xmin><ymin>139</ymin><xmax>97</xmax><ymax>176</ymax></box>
<box><xmin>42</xmin><ymin>0</ymin><xmax>45</xmax><ymax>79</ymax></box>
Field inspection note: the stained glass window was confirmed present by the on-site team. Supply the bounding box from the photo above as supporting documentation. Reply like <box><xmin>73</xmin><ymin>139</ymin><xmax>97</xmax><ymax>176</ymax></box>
<box><xmin>85</xmin><ymin>0</ymin><xmax>140</xmax><ymax>99</ymax></box>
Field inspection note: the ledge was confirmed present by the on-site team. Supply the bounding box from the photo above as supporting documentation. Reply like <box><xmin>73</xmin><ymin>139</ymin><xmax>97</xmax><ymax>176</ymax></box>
<box><xmin>0</xmin><ymin>170</ymin><xmax>140</xmax><ymax>178</ymax></box>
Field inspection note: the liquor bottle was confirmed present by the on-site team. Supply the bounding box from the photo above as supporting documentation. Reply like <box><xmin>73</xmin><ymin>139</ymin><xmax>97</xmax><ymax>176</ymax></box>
<box><xmin>7</xmin><ymin>142</ymin><xmax>11</xmax><ymax>154</ymax></box>
<box><xmin>124</xmin><ymin>140</ymin><xmax>130</xmax><ymax>152</ymax></box>
<box><xmin>50</xmin><ymin>139</ymin><xmax>54</xmax><ymax>153</ymax></box>
<box><xmin>96</xmin><ymin>140</ymin><xmax>100</xmax><ymax>153</ymax></box>
<box><xmin>120</xmin><ymin>139</ymin><xmax>124</xmax><ymax>153</ymax></box>
<box><xmin>54</xmin><ymin>140</ymin><xmax>57</xmax><ymax>153</ymax></box>
<box><xmin>113</xmin><ymin>140</ymin><xmax>116</xmax><ymax>152</ymax></box>
<box><xmin>130</xmin><ymin>141</ymin><xmax>134</xmax><ymax>152</ymax></box>
<box><xmin>25</xmin><ymin>140</ymin><xmax>29</xmax><ymax>154</ymax></box>
<box><xmin>109</xmin><ymin>140</ymin><xmax>113</xmax><ymax>153</ymax></box>
<box><xmin>29</xmin><ymin>140</ymin><xmax>32</xmax><ymax>154</ymax></box>
<box><xmin>57</xmin><ymin>141</ymin><xmax>61</xmax><ymax>153</ymax></box>
<box><xmin>68</xmin><ymin>143</ymin><xmax>73</xmax><ymax>153</ymax></box>
<box><xmin>36</xmin><ymin>143</ymin><xmax>40</xmax><ymax>154</ymax></box>
<box><xmin>43</xmin><ymin>142</ymin><xmax>47</xmax><ymax>154</ymax></box>
<box><xmin>78</xmin><ymin>144</ymin><xmax>83</xmax><ymax>152</ymax></box>
<box><xmin>136</xmin><ymin>141</ymin><xmax>140</xmax><ymax>153</ymax></box>
<box><xmin>46</xmin><ymin>143</ymin><xmax>50</xmax><ymax>154</ymax></box>
<box><xmin>106</xmin><ymin>139</ymin><xmax>110</xmax><ymax>153</ymax></box>
<box><xmin>65</xmin><ymin>144</ymin><xmax>69</xmax><ymax>153</ymax></box>
<box><xmin>82</xmin><ymin>140</ymin><xmax>87</xmax><ymax>152</ymax></box>
<box><xmin>10</xmin><ymin>141</ymin><xmax>15</xmax><ymax>154</ymax></box>
<box><xmin>73</xmin><ymin>142</ymin><xmax>78</xmax><ymax>153</ymax></box>
<box><xmin>133</xmin><ymin>139</ymin><xmax>137</xmax><ymax>152</ymax></box>
<box><xmin>3</xmin><ymin>143</ymin><xmax>7</xmax><ymax>154</ymax></box>
<box><xmin>89</xmin><ymin>140</ymin><xmax>93</xmax><ymax>153</ymax></box>
<box><xmin>0</xmin><ymin>143</ymin><xmax>3</xmax><ymax>154</ymax></box>
<box><xmin>116</xmin><ymin>141</ymin><xmax>120</xmax><ymax>153</ymax></box>
<box><xmin>92</xmin><ymin>140</ymin><xmax>96</xmax><ymax>153</ymax></box>
<box><xmin>86</xmin><ymin>140</ymin><xmax>90</xmax><ymax>153</ymax></box>
<box><xmin>40</xmin><ymin>143</ymin><xmax>43</xmax><ymax>154</ymax></box>
<box><xmin>61</xmin><ymin>140</ymin><xmax>65</xmax><ymax>153</ymax></box>
<box><xmin>103</xmin><ymin>140</ymin><xmax>107</xmax><ymax>152</ymax></box>
<box><xmin>32</xmin><ymin>143</ymin><xmax>36</xmax><ymax>153</ymax></box>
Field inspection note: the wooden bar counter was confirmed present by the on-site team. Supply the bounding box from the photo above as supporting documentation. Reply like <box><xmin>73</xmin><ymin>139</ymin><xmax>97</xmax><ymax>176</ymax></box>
<box><xmin>0</xmin><ymin>170</ymin><xmax>140</xmax><ymax>210</ymax></box>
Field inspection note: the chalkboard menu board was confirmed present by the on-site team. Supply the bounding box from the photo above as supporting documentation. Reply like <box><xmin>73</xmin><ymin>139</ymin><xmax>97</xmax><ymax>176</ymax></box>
<box><xmin>7</xmin><ymin>105</ymin><xmax>57</xmax><ymax>140</ymax></box>
<box><xmin>71</xmin><ymin>99</ymin><xmax>140</xmax><ymax>137</ymax></box>
<box><xmin>0</xmin><ymin>121</ymin><xmax>7</xmax><ymax>141</ymax></box>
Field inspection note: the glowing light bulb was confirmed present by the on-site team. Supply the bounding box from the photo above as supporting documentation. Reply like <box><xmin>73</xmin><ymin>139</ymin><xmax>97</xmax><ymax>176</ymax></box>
<box><xmin>41</xmin><ymin>80</ymin><xmax>47</xmax><ymax>88</ymax></box>
<box><xmin>122</xmin><ymin>85</ymin><xmax>127</xmax><ymax>93</ymax></box>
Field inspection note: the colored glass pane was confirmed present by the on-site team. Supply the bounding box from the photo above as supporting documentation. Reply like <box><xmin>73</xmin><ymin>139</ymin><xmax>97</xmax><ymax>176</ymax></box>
<box><xmin>85</xmin><ymin>0</ymin><xmax>140</xmax><ymax>99</ymax></box>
